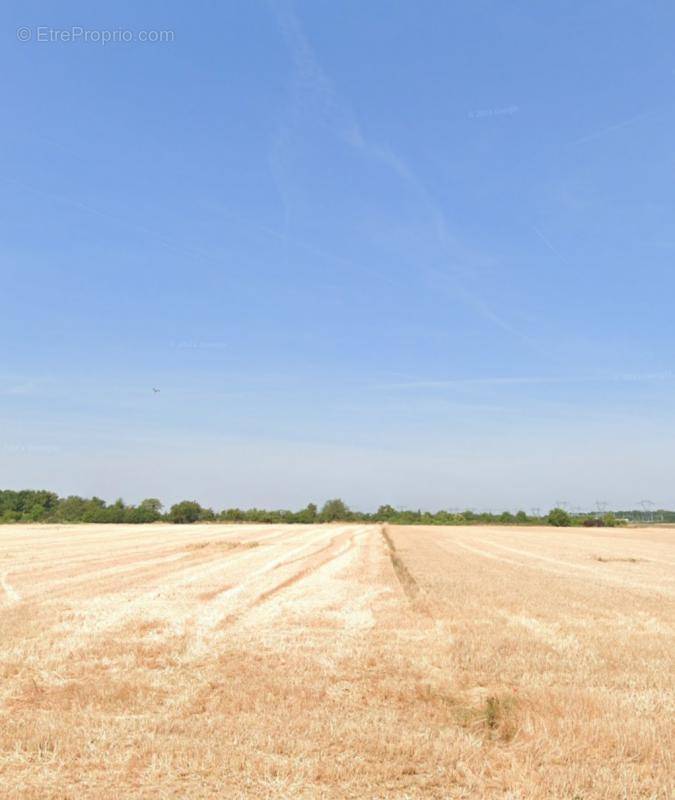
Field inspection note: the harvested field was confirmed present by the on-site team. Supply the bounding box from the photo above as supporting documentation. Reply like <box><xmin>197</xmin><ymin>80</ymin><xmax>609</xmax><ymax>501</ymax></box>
<box><xmin>0</xmin><ymin>522</ymin><xmax>673</xmax><ymax>799</ymax></box>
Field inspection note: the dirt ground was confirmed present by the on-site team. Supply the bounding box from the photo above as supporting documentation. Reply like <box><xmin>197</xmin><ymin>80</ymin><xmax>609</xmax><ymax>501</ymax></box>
<box><xmin>0</xmin><ymin>522</ymin><xmax>673</xmax><ymax>799</ymax></box>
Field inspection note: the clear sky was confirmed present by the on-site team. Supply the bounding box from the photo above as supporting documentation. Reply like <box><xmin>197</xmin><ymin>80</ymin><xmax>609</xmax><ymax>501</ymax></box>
<box><xmin>2</xmin><ymin>1</ymin><xmax>675</xmax><ymax>512</ymax></box>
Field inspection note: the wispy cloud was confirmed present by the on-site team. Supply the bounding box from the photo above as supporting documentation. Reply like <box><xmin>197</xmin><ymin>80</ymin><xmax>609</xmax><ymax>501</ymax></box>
<box><xmin>532</xmin><ymin>225</ymin><xmax>572</xmax><ymax>266</ymax></box>
<box><xmin>568</xmin><ymin>108</ymin><xmax>659</xmax><ymax>147</ymax></box>
<box><xmin>2</xmin><ymin>175</ymin><xmax>237</xmax><ymax>271</ymax></box>
<box><xmin>268</xmin><ymin>0</ymin><xmax>363</xmax><ymax>236</ymax></box>
<box><xmin>268</xmin><ymin>1</ymin><xmax>538</xmax><ymax>349</ymax></box>
<box><xmin>271</xmin><ymin>1</ymin><xmax>363</xmax><ymax>145</ymax></box>
<box><xmin>0</xmin><ymin>381</ymin><xmax>40</xmax><ymax>397</ymax></box>
<box><xmin>381</xmin><ymin>372</ymin><xmax>675</xmax><ymax>390</ymax></box>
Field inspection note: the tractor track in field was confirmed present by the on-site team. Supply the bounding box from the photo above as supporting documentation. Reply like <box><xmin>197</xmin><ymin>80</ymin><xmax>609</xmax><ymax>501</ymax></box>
<box><xmin>380</xmin><ymin>526</ymin><xmax>421</xmax><ymax>603</ymax></box>
<box><xmin>252</xmin><ymin>531</ymin><xmax>359</xmax><ymax>607</ymax></box>
<box><xmin>191</xmin><ymin>527</ymin><xmax>369</xmax><ymax>644</ymax></box>
<box><xmin>30</xmin><ymin>542</ymin><xmax>260</xmax><ymax>601</ymax></box>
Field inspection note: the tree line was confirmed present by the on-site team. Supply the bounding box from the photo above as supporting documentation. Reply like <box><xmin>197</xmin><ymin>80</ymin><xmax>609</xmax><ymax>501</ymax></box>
<box><xmin>0</xmin><ymin>489</ymin><xmax>632</xmax><ymax>527</ymax></box>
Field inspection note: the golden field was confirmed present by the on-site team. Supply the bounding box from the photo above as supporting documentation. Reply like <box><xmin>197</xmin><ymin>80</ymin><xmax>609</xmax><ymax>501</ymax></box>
<box><xmin>0</xmin><ymin>522</ymin><xmax>673</xmax><ymax>799</ymax></box>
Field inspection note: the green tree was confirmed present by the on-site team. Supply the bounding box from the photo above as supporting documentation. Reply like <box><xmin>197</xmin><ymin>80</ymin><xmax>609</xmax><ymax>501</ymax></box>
<box><xmin>169</xmin><ymin>501</ymin><xmax>203</xmax><ymax>524</ymax></box>
<box><xmin>547</xmin><ymin>507</ymin><xmax>572</xmax><ymax>527</ymax></box>
<box><xmin>295</xmin><ymin>503</ymin><xmax>318</xmax><ymax>523</ymax></box>
<box><xmin>375</xmin><ymin>504</ymin><xmax>396</xmax><ymax>521</ymax></box>
<box><xmin>56</xmin><ymin>495</ymin><xmax>89</xmax><ymax>522</ymax></box>
<box><xmin>320</xmin><ymin>498</ymin><xmax>350</xmax><ymax>522</ymax></box>
<box><xmin>515</xmin><ymin>510</ymin><xmax>528</xmax><ymax>523</ymax></box>
<box><xmin>139</xmin><ymin>498</ymin><xmax>163</xmax><ymax>515</ymax></box>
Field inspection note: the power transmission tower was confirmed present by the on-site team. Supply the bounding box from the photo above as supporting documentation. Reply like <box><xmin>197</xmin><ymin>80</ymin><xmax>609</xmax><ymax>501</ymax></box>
<box><xmin>639</xmin><ymin>500</ymin><xmax>655</xmax><ymax>523</ymax></box>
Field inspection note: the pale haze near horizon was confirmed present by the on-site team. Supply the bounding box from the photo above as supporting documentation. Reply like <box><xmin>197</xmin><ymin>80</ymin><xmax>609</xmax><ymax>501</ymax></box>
<box><xmin>3</xmin><ymin>1</ymin><xmax>675</xmax><ymax>512</ymax></box>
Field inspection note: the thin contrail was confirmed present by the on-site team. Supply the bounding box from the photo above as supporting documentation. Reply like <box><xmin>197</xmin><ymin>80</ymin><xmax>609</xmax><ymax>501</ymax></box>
<box><xmin>380</xmin><ymin>372</ymin><xmax>675</xmax><ymax>390</ymax></box>
<box><xmin>532</xmin><ymin>225</ymin><xmax>572</xmax><ymax>266</ymax></box>
<box><xmin>269</xmin><ymin>1</ymin><xmax>538</xmax><ymax>349</ymax></box>
<box><xmin>568</xmin><ymin>109</ymin><xmax>657</xmax><ymax>147</ymax></box>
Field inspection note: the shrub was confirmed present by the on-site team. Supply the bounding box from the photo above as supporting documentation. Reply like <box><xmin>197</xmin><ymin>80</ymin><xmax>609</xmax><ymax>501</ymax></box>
<box><xmin>319</xmin><ymin>498</ymin><xmax>351</xmax><ymax>522</ymax></box>
<box><xmin>547</xmin><ymin>507</ymin><xmax>572</xmax><ymax>527</ymax></box>
<box><xmin>583</xmin><ymin>517</ymin><xmax>603</xmax><ymax>527</ymax></box>
<box><xmin>169</xmin><ymin>501</ymin><xmax>203</xmax><ymax>524</ymax></box>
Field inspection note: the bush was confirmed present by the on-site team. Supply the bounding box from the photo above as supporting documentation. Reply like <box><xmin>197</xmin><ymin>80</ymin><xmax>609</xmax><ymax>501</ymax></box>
<box><xmin>583</xmin><ymin>514</ymin><xmax>618</xmax><ymax>528</ymax></box>
<box><xmin>547</xmin><ymin>507</ymin><xmax>572</xmax><ymax>527</ymax></box>
<box><xmin>374</xmin><ymin>504</ymin><xmax>396</xmax><ymax>522</ymax></box>
<box><xmin>319</xmin><ymin>498</ymin><xmax>351</xmax><ymax>522</ymax></box>
<box><xmin>169</xmin><ymin>501</ymin><xmax>203</xmax><ymax>524</ymax></box>
<box><xmin>295</xmin><ymin>503</ymin><xmax>318</xmax><ymax>523</ymax></box>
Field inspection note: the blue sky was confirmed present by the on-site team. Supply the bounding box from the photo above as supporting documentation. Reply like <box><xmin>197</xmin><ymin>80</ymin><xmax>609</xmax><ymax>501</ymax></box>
<box><xmin>2</xmin><ymin>1</ymin><xmax>675</xmax><ymax>511</ymax></box>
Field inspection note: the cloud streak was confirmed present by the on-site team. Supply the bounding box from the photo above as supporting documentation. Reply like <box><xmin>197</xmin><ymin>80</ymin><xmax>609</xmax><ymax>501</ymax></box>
<box><xmin>568</xmin><ymin>109</ymin><xmax>656</xmax><ymax>147</ymax></box>
<box><xmin>532</xmin><ymin>225</ymin><xmax>572</xmax><ymax>267</ymax></box>
<box><xmin>268</xmin><ymin>0</ymin><xmax>540</xmax><ymax>349</ymax></box>
<box><xmin>381</xmin><ymin>372</ymin><xmax>675</xmax><ymax>390</ymax></box>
